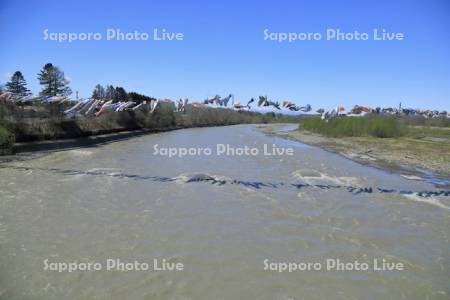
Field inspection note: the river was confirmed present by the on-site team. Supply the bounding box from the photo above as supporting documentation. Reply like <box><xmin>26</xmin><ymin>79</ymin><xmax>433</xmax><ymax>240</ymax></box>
<box><xmin>0</xmin><ymin>124</ymin><xmax>449</xmax><ymax>299</ymax></box>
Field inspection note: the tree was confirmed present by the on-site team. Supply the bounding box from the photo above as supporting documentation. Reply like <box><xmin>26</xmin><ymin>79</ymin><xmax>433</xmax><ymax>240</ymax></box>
<box><xmin>128</xmin><ymin>92</ymin><xmax>155</xmax><ymax>103</ymax></box>
<box><xmin>105</xmin><ymin>85</ymin><xmax>116</xmax><ymax>100</ymax></box>
<box><xmin>37</xmin><ymin>63</ymin><xmax>72</xmax><ymax>96</ymax></box>
<box><xmin>5</xmin><ymin>71</ymin><xmax>31</xmax><ymax>97</ymax></box>
<box><xmin>92</xmin><ymin>84</ymin><xmax>105</xmax><ymax>99</ymax></box>
<box><xmin>114</xmin><ymin>86</ymin><xmax>128</xmax><ymax>102</ymax></box>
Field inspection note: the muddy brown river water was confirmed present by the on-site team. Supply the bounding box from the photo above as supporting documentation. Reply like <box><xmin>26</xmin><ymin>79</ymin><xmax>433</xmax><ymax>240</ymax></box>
<box><xmin>0</xmin><ymin>124</ymin><xmax>449</xmax><ymax>299</ymax></box>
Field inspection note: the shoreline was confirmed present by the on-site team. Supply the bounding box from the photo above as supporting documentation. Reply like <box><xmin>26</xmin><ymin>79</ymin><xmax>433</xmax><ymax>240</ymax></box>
<box><xmin>3</xmin><ymin>122</ymin><xmax>449</xmax><ymax>188</ymax></box>
<box><xmin>12</xmin><ymin>126</ymin><xmax>181</xmax><ymax>153</ymax></box>
<box><xmin>0</xmin><ymin>123</ymin><xmax>257</xmax><ymax>162</ymax></box>
<box><xmin>0</xmin><ymin>127</ymin><xmax>176</xmax><ymax>163</ymax></box>
<box><xmin>0</xmin><ymin>104</ymin><xmax>303</xmax><ymax>156</ymax></box>
<box><xmin>259</xmin><ymin>124</ymin><xmax>450</xmax><ymax>187</ymax></box>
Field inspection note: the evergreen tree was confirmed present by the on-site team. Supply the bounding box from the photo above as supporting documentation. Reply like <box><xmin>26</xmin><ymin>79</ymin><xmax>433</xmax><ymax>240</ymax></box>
<box><xmin>37</xmin><ymin>63</ymin><xmax>72</xmax><ymax>96</ymax></box>
<box><xmin>5</xmin><ymin>71</ymin><xmax>31</xmax><ymax>97</ymax></box>
<box><xmin>114</xmin><ymin>86</ymin><xmax>128</xmax><ymax>102</ymax></box>
<box><xmin>92</xmin><ymin>84</ymin><xmax>106</xmax><ymax>99</ymax></box>
<box><xmin>105</xmin><ymin>85</ymin><xmax>116</xmax><ymax>100</ymax></box>
<box><xmin>128</xmin><ymin>92</ymin><xmax>155</xmax><ymax>103</ymax></box>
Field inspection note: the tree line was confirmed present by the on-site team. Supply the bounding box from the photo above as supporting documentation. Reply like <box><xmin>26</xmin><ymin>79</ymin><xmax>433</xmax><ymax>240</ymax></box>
<box><xmin>3</xmin><ymin>63</ymin><xmax>72</xmax><ymax>97</ymax></box>
<box><xmin>2</xmin><ymin>63</ymin><xmax>154</xmax><ymax>104</ymax></box>
<box><xmin>91</xmin><ymin>85</ymin><xmax>156</xmax><ymax>103</ymax></box>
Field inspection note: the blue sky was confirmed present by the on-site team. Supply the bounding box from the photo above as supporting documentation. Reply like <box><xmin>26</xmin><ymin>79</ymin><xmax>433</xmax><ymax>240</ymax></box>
<box><xmin>1</xmin><ymin>0</ymin><xmax>449</xmax><ymax>110</ymax></box>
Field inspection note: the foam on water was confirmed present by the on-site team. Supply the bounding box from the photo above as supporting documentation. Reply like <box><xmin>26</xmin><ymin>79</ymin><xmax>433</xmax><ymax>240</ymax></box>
<box><xmin>401</xmin><ymin>174</ymin><xmax>423</xmax><ymax>181</ymax></box>
<box><xmin>67</xmin><ymin>149</ymin><xmax>93</xmax><ymax>156</ymax></box>
<box><xmin>174</xmin><ymin>173</ymin><xmax>231</xmax><ymax>185</ymax></box>
<box><xmin>86</xmin><ymin>168</ymin><xmax>123</xmax><ymax>176</ymax></box>
<box><xmin>403</xmin><ymin>194</ymin><xmax>450</xmax><ymax>210</ymax></box>
<box><xmin>291</xmin><ymin>168</ymin><xmax>360</xmax><ymax>186</ymax></box>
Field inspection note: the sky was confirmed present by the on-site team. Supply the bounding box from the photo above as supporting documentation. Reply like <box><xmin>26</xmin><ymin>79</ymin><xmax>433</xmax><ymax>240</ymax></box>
<box><xmin>0</xmin><ymin>0</ymin><xmax>449</xmax><ymax>110</ymax></box>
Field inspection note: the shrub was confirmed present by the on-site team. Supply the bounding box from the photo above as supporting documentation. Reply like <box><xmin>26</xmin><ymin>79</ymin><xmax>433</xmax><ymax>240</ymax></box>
<box><xmin>0</xmin><ymin>126</ymin><xmax>15</xmax><ymax>154</ymax></box>
<box><xmin>1</xmin><ymin>102</ymin><xmax>304</xmax><ymax>146</ymax></box>
<box><xmin>300</xmin><ymin>115</ymin><xmax>406</xmax><ymax>138</ymax></box>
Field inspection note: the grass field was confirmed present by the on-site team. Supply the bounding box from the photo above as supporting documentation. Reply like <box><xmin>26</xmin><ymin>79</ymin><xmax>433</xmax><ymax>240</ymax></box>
<box><xmin>300</xmin><ymin>115</ymin><xmax>406</xmax><ymax>138</ymax></box>
<box><xmin>300</xmin><ymin>115</ymin><xmax>449</xmax><ymax>138</ymax></box>
<box><xmin>294</xmin><ymin>115</ymin><xmax>450</xmax><ymax>176</ymax></box>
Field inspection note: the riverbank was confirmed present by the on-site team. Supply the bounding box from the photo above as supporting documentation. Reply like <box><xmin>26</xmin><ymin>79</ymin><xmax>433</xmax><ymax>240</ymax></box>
<box><xmin>260</xmin><ymin>124</ymin><xmax>450</xmax><ymax>186</ymax></box>
<box><xmin>0</xmin><ymin>104</ymin><xmax>303</xmax><ymax>155</ymax></box>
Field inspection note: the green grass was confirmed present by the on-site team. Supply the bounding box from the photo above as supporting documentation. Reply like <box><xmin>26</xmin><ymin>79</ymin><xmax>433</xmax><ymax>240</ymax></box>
<box><xmin>300</xmin><ymin>115</ymin><xmax>406</xmax><ymax>138</ymax></box>
<box><xmin>406</xmin><ymin>125</ymin><xmax>450</xmax><ymax>139</ymax></box>
<box><xmin>402</xmin><ymin>115</ymin><xmax>450</xmax><ymax>127</ymax></box>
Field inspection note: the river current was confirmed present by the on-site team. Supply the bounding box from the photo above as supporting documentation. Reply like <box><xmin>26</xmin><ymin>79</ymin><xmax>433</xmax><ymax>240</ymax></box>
<box><xmin>0</xmin><ymin>124</ymin><xmax>449</xmax><ymax>299</ymax></box>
